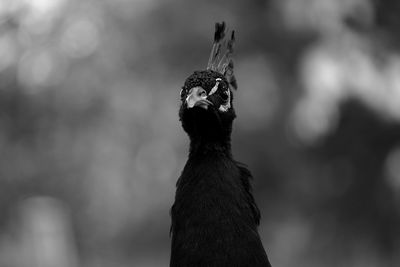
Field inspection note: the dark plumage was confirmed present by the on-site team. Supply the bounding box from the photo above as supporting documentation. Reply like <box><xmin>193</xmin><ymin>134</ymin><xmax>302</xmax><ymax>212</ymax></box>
<box><xmin>170</xmin><ymin>23</ymin><xmax>271</xmax><ymax>267</ymax></box>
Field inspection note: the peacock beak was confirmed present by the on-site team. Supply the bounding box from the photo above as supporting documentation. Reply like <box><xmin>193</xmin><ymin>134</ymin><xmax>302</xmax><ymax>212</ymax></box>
<box><xmin>185</xmin><ymin>87</ymin><xmax>213</xmax><ymax>110</ymax></box>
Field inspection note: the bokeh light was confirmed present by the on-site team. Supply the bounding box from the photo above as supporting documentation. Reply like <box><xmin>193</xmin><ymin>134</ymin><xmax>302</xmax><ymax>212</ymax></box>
<box><xmin>0</xmin><ymin>0</ymin><xmax>399</xmax><ymax>266</ymax></box>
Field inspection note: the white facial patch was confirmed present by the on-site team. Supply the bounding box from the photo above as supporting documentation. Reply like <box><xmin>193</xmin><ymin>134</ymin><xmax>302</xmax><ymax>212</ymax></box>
<box><xmin>208</xmin><ymin>78</ymin><xmax>222</xmax><ymax>96</ymax></box>
<box><xmin>208</xmin><ymin>78</ymin><xmax>231</xmax><ymax>112</ymax></box>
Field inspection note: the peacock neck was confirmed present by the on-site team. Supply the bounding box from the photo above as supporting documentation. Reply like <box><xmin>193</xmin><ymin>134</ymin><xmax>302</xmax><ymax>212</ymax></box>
<box><xmin>188</xmin><ymin>136</ymin><xmax>232</xmax><ymax>159</ymax></box>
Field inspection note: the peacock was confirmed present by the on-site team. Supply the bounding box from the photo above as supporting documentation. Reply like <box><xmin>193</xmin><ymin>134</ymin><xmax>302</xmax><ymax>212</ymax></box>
<box><xmin>170</xmin><ymin>22</ymin><xmax>272</xmax><ymax>267</ymax></box>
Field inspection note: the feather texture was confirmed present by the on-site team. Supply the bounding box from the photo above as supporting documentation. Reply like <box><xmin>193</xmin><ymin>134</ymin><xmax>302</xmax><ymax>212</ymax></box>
<box><xmin>207</xmin><ymin>22</ymin><xmax>237</xmax><ymax>91</ymax></box>
<box><xmin>171</xmin><ymin>22</ymin><xmax>271</xmax><ymax>267</ymax></box>
<box><xmin>207</xmin><ymin>22</ymin><xmax>226</xmax><ymax>70</ymax></box>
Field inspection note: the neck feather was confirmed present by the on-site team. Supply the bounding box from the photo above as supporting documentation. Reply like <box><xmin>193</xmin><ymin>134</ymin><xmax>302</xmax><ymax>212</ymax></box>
<box><xmin>188</xmin><ymin>135</ymin><xmax>232</xmax><ymax>159</ymax></box>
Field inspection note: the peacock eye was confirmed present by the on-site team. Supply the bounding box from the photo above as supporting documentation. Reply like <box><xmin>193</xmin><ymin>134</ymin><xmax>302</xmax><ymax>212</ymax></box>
<box><xmin>221</xmin><ymin>90</ymin><xmax>229</xmax><ymax>101</ymax></box>
<box><xmin>180</xmin><ymin>88</ymin><xmax>185</xmax><ymax>99</ymax></box>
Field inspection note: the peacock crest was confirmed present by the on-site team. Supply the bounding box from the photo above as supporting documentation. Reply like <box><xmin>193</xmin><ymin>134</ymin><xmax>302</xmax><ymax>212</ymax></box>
<box><xmin>207</xmin><ymin>21</ymin><xmax>237</xmax><ymax>91</ymax></box>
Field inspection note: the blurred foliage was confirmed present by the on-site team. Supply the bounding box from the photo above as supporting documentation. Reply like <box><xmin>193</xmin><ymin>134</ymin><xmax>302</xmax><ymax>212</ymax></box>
<box><xmin>0</xmin><ymin>0</ymin><xmax>400</xmax><ymax>266</ymax></box>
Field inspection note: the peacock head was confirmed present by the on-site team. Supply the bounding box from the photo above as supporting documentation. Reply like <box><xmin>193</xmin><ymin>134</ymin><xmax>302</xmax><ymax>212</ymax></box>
<box><xmin>179</xmin><ymin>22</ymin><xmax>237</xmax><ymax>142</ymax></box>
<box><xmin>180</xmin><ymin>70</ymin><xmax>232</xmax><ymax>111</ymax></box>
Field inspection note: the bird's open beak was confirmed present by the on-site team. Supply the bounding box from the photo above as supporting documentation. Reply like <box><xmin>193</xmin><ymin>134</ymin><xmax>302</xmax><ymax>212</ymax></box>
<box><xmin>185</xmin><ymin>87</ymin><xmax>213</xmax><ymax>110</ymax></box>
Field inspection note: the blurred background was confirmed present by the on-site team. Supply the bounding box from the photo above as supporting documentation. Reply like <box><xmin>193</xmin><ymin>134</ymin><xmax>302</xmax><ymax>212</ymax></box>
<box><xmin>0</xmin><ymin>0</ymin><xmax>400</xmax><ymax>266</ymax></box>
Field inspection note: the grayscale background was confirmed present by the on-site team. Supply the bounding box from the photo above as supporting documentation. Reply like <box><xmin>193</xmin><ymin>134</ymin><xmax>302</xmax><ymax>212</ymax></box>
<box><xmin>0</xmin><ymin>0</ymin><xmax>399</xmax><ymax>266</ymax></box>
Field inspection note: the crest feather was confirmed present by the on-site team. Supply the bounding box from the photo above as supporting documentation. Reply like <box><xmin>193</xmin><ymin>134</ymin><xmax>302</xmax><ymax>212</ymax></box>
<box><xmin>207</xmin><ymin>22</ymin><xmax>237</xmax><ymax>90</ymax></box>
